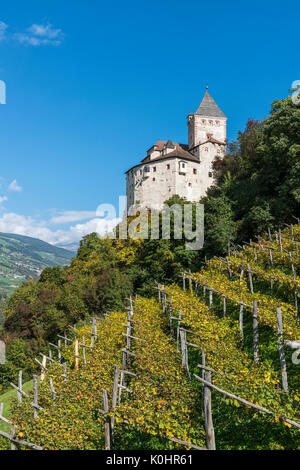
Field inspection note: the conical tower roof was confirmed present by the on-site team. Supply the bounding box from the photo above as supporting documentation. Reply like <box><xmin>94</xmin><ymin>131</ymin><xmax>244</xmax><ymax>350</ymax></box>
<box><xmin>195</xmin><ymin>91</ymin><xmax>226</xmax><ymax>118</ymax></box>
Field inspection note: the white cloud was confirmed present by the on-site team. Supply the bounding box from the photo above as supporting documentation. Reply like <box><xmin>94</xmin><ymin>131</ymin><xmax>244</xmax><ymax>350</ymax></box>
<box><xmin>0</xmin><ymin>196</ymin><xmax>7</xmax><ymax>204</ymax></box>
<box><xmin>15</xmin><ymin>23</ymin><xmax>64</xmax><ymax>46</ymax></box>
<box><xmin>8</xmin><ymin>179</ymin><xmax>22</xmax><ymax>192</ymax></box>
<box><xmin>0</xmin><ymin>21</ymin><xmax>8</xmax><ymax>41</ymax></box>
<box><xmin>0</xmin><ymin>212</ymin><xmax>121</xmax><ymax>247</ymax></box>
<box><xmin>50</xmin><ymin>211</ymin><xmax>98</xmax><ymax>225</ymax></box>
<box><xmin>28</xmin><ymin>24</ymin><xmax>62</xmax><ymax>39</ymax></box>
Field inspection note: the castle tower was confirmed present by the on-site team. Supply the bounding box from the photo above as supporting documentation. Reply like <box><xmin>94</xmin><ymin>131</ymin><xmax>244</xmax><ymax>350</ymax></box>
<box><xmin>187</xmin><ymin>88</ymin><xmax>227</xmax><ymax>150</ymax></box>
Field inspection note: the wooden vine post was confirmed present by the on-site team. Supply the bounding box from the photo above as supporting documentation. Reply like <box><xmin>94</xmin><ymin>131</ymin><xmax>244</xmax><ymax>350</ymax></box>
<box><xmin>111</xmin><ymin>364</ymin><xmax>120</xmax><ymax>442</ymax></box>
<box><xmin>247</xmin><ymin>263</ymin><xmax>254</xmax><ymax>294</ymax></box>
<box><xmin>102</xmin><ymin>389</ymin><xmax>111</xmax><ymax>450</ymax></box>
<box><xmin>288</xmin><ymin>252</ymin><xmax>298</xmax><ymax>318</ymax></box>
<box><xmin>276</xmin><ymin>307</ymin><xmax>289</xmax><ymax>393</ymax></box>
<box><xmin>253</xmin><ymin>300</ymin><xmax>259</xmax><ymax>364</ymax></box>
<box><xmin>176</xmin><ymin>309</ymin><xmax>182</xmax><ymax>353</ymax></box>
<box><xmin>179</xmin><ymin>329</ymin><xmax>190</xmax><ymax>379</ymax></box>
<box><xmin>201</xmin><ymin>350</ymin><xmax>206</xmax><ymax>417</ymax></box>
<box><xmin>40</xmin><ymin>355</ymin><xmax>47</xmax><ymax>382</ymax></box>
<box><xmin>49</xmin><ymin>378</ymin><xmax>56</xmax><ymax>403</ymax></box>
<box><xmin>239</xmin><ymin>302</ymin><xmax>244</xmax><ymax>345</ymax></box>
<box><xmin>203</xmin><ymin>371</ymin><xmax>216</xmax><ymax>450</ymax></box>
<box><xmin>17</xmin><ymin>371</ymin><xmax>22</xmax><ymax>403</ymax></box>
<box><xmin>75</xmin><ymin>339</ymin><xmax>79</xmax><ymax>371</ymax></box>
<box><xmin>33</xmin><ymin>375</ymin><xmax>38</xmax><ymax>419</ymax></box>
<box><xmin>222</xmin><ymin>295</ymin><xmax>226</xmax><ymax>317</ymax></box>
<box><xmin>209</xmin><ymin>289</ymin><xmax>213</xmax><ymax>311</ymax></box>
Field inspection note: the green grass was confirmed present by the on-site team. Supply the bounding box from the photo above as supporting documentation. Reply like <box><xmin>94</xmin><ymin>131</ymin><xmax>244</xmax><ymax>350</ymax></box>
<box><xmin>0</xmin><ymin>380</ymin><xmax>33</xmax><ymax>433</ymax></box>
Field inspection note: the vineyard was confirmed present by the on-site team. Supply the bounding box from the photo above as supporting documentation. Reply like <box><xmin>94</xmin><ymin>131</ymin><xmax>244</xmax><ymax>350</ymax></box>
<box><xmin>0</xmin><ymin>224</ymin><xmax>299</xmax><ymax>450</ymax></box>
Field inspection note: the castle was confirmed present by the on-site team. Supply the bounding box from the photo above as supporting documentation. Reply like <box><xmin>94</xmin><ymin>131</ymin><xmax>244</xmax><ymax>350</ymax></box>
<box><xmin>126</xmin><ymin>89</ymin><xmax>227</xmax><ymax>211</ymax></box>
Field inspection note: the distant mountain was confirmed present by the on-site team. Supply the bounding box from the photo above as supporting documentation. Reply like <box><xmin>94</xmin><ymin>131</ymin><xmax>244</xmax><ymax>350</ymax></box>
<box><xmin>0</xmin><ymin>233</ymin><xmax>75</xmax><ymax>298</ymax></box>
<box><xmin>56</xmin><ymin>242</ymin><xmax>79</xmax><ymax>252</ymax></box>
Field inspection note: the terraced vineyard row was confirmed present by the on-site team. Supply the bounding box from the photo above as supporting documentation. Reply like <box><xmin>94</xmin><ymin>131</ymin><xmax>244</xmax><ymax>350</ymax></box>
<box><xmin>189</xmin><ymin>270</ymin><xmax>298</xmax><ymax>339</ymax></box>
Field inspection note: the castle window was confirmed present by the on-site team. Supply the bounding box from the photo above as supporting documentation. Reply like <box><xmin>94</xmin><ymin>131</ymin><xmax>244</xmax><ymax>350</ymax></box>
<box><xmin>152</xmin><ymin>177</ymin><xmax>155</xmax><ymax>181</ymax></box>
<box><xmin>167</xmin><ymin>164</ymin><xmax>170</xmax><ymax>170</ymax></box>
<box><xmin>153</xmin><ymin>167</ymin><xmax>156</xmax><ymax>172</ymax></box>
<box><xmin>140</xmin><ymin>170</ymin><xmax>142</xmax><ymax>175</ymax></box>
<box><xmin>179</xmin><ymin>161</ymin><xmax>186</xmax><ymax>174</ymax></box>
<box><xmin>193</xmin><ymin>169</ymin><xmax>197</xmax><ymax>175</ymax></box>
<box><xmin>188</xmin><ymin>183</ymin><xmax>192</xmax><ymax>187</ymax></box>
<box><xmin>209</xmin><ymin>171</ymin><xmax>213</xmax><ymax>177</ymax></box>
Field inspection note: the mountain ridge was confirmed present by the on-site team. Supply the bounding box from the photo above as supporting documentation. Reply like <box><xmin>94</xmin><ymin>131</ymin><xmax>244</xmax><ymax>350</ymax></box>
<box><xmin>0</xmin><ymin>232</ymin><xmax>75</xmax><ymax>298</ymax></box>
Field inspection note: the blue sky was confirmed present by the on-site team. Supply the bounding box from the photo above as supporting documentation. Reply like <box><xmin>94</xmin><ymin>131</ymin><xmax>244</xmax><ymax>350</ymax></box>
<box><xmin>0</xmin><ymin>0</ymin><xmax>298</xmax><ymax>247</ymax></box>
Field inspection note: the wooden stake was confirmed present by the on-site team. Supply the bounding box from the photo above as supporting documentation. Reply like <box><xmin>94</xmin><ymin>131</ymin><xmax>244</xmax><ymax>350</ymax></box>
<box><xmin>40</xmin><ymin>355</ymin><xmax>47</xmax><ymax>382</ymax></box>
<box><xmin>222</xmin><ymin>295</ymin><xmax>226</xmax><ymax>317</ymax></box>
<box><xmin>82</xmin><ymin>336</ymin><xmax>87</xmax><ymax>365</ymax></box>
<box><xmin>209</xmin><ymin>289</ymin><xmax>213</xmax><ymax>310</ymax></box>
<box><xmin>176</xmin><ymin>309</ymin><xmax>182</xmax><ymax>353</ymax></box>
<box><xmin>17</xmin><ymin>371</ymin><xmax>22</xmax><ymax>403</ymax></box>
<box><xmin>269</xmin><ymin>249</ymin><xmax>274</xmax><ymax>268</ymax></box>
<box><xmin>49</xmin><ymin>378</ymin><xmax>56</xmax><ymax>403</ymax></box>
<box><xmin>75</xmin><ymin>340</ymin><xmax>79</xmax><ymax>371</ymax></box>
<box><xmin>268</xmin><ymin>227</ymin><xmax>273</xmax><ymax>242</ymax></box>
<box><xmin>112</xmin><ymin>365</ymin><xmax>120</xmax><ymax>411</ymax></box>
<box><xmin>203</xmin><ymin>371</ymin><xmax>216</xmax><ymax>450</ymax></box>
<box><xmin>247</xmin><ymin>263</ymin><xmax>254</xmax><ymax>294</ymax></box>
<box><xmin>279</xmin><ymin>229</ymin><xmax>283</xmax><ymax>252</ymax></box>
<box><xmin>90</xmin><ymin>318</ymin><xmax>95</xmax><ymax>348</ymax></box>
<box><xmin>111</xmin><ymin>364</ymin><xmax>120</xmax><ymax>442</ymax></box>
<box><xmin>253</xmin><ymin>300</ymin><xmax>259</xmax><ymax>363</ymax></box>
<box><xmin>270</xmin><ymin>276</ymin><xmax>273</xmax><ymax>296</ymax></box>
<box><xmin>239</xmin><ymin>303</ymin><xmax>244</xmax><ymax>345</ymax></box>
<box><xmin>63</xmin><ymin>362</ymin><xmax>67</xmax><ymax>383</ymax></box>
<box><xmin>276</xmin><ymin>308</ymin><xmax>289</xmax><ymax>393</ymax></box>
<box><xmin>58</xmin><ymin>340</ymin><xmax>61</xmax><ymax>364</ymax></box>
<box><xmin>33</xmin><ymin>375</ymin><xmax>38</xmax><ymax>419</ymax></box>
<box><xmin>201</xmin><ymin>349</ymin><xmax>206</xmax><ymax>417</ymax></box>
<box><xmin>169</xmin><ymin>297</ymin><xmax>174</xmax><ymax>337</ymax></box>
<box><xmin>180</xmin><ymin>329</ymin><xmax>190</xmax><ymax>378</ymax></box>
<box><xmin>102</xmin><ymin>389</ymin><xmax>111</xmax><ymax>450</ymax></box>
<box><xmin>226</xmin><ymin>257</ymin><xmax>232</xmax><ymax>279</ymax></box>
<box><xmin>289</xmin><ymin>252</ymin><xmax>298</xmax><ymax>318</ymax></box>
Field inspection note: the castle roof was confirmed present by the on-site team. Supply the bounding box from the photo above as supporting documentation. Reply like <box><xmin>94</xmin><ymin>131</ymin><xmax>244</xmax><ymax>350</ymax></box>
<box><xmin>125</xmin><ymin>143</ymin><xmax>199</xmax><ymax>174</ymax></box>
<box><xmin>195</xmin><ymin>91</ymin><xmax>226</xmax><ymax>118</ymax></box>
<box><xmin>149</xmin><ymin>145</ymin><xmax>199</xmax><ymax>164</ymax></box>
<box><xmin>145</xmin><ymin>140</ymin><xmax>189</xmax><ymax>154</ymax></box>
<box><xmin>190</xmin><ymin>136</ymin><xmax>226</xmax><ymax>149</ymax></box>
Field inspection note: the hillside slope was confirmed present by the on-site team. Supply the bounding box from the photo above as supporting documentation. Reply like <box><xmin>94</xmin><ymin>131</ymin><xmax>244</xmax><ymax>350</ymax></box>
<box><xmin>0</xmin><ymin>232</ymin><xmax>75</xmax><ymax>298</ymax></box>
